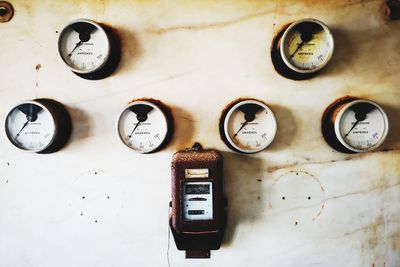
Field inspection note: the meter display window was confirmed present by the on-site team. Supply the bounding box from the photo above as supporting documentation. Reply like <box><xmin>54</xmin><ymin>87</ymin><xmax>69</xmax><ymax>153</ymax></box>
<box><xmin>183</xmin><ymin>182</ymin><xmax>213</xmax><ymax>221</ymax></box>
<box><xmin>185</xmin><ymin>184</ymin><xmax>210</xmax><ymax>195</ymax></box>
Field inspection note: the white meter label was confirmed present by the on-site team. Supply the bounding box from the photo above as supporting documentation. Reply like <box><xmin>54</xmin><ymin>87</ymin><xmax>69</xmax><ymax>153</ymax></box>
<box><xmin>185</xmin><ymin>168</ymin><xmax>209</xmax><ymax>178</ymax></box>
<box><xmin>183</xmin><ymin>182</ymin><xmax>213</xmax><ymax>221</ymax></box>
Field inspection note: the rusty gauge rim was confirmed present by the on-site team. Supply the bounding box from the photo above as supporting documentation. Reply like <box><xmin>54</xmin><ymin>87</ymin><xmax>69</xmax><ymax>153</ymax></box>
<box><xmin>58</xmin><ymin>19</ymin><xmax>111</xmax><ymax>74</ymax></box>
<box><xmin>220</xmin><ymin>99</ymin><xmax>277</xmax><ymax>154</ymax></box>
<box><xmin>116</xmin><ymin>100</ymin><xmax>172</xmax><ymax>154</ymax></box>
<box><xmin>280</xmin><ymin>18</ymin><xmax>334</xmax><ymax>74</ymax></box>
<box><xmin>334</xmin><ymin>99</ymin><xmax>389</xmax><ymax>153</ymax></box>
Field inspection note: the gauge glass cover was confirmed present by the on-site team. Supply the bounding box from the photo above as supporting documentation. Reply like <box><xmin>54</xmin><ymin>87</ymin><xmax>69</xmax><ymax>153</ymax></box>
<box><xmin>223</xmin><ymin>99</ymin><xmax>277</xmax><ymax>153</ymax></box>
<box><xmin>5</xmin><ymin>101</ymin><xmax>57</xmax><ymax>152</ymax></box>
<box><xmin>58</xmin><ymin>19</ymin><xmax>110</xmax><ymax>74</ymax></box>
<box><xmin>116</xmin><ymin>101</ymin><xmax>169</xmax><ymax>153</ymax></box>
<box><xmin>281</xmin><ymin>18</ymin><xmax>334</xmax><ymax>73</ymax></box>
<box><xmin>334</xmin><ymin>100</ymin><xmax>389</xmax><ymax>152</ymax></box>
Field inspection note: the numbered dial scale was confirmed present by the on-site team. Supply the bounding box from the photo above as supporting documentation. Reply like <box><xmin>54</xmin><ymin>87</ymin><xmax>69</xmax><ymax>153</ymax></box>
<box><xmin>4</xmin><ymin>99</ymin><xmax>72</xmax><ymax>153</ymax></box>
<box><xmin>219</xmin><ymin>99</ymin><xmax>277</xmax><ymax>153</ymax></box>
<box><xmin>116</xmin><ymin>99</ymin><xmax>173</xmax><ymax>153</ymax></box>
<box><xmin>272</xmin><ymin>18</ymin><xmax>334</xmax><ymax>79</ymax></box>
<box><xmin>58</xmin><ymin>19</ymin><xmax>119</xmax><ymax>79</ymax></box>
<box><xmin>322</xmin><ymin>98</ymin><xmax>389</xmax><ymax>153</ymax></box>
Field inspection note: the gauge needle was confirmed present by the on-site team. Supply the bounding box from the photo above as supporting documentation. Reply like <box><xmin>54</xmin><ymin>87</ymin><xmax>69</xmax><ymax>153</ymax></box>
<box><xmin>344</xmin><ymin>105</ymin><xmax>374</xmax><ymax>138</ymax></box>
<box><xmin>68</xmin><ymin>28</ymin><xmax>95</xmax><ymax>57</ymax></box>
<box><xmin>289</xmin><ymin>32</ymin><xmax>312</xmax><ymax>59</ymax></box>
<box><xmin>15</xmin><ymin>103</ymin><xmax>40</xmax><ymax>139</ymax></box>
<box><xmin>234</xmin><ymin>103</ymin><xmax>263</xmax><ymax>138</ymax></box>
<box><xmin>15</xmin><ymin>120</ymin><xmax>29</xmax><ymax>139</ymax></box>
<box><xmin>128</xmin><ymin>122</ymin><xmax>141</xmax><ymax>138</ymax></box>
<box><xmin>127</xmin><ymin>107</ymin><xmax>154</xmax><ymax>138</ymax></box>
<box><xmin>128</xmin><ymin>109</ymin><xmax>153</xmax><ymax>138</ymax></box>
<box><xmin>344</xmin><ymin>121</ymin><xmax>359</xmax><ymax>138</ymax></box>
<box><xmin>234</xmin><ymin>121</ymin><xmax>248</xmax><ymax>138</ymax></box>
<box><xmin>68</xmin><ymin>41</ymin><xmax>83</xmax><ymax>57</ymax></box>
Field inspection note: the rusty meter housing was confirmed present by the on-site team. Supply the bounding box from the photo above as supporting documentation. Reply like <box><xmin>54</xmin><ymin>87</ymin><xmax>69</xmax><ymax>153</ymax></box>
<box><xmin>170</xmin><ymin>143</ymin><xmax>227</xmax><ymax>259</ymax></box>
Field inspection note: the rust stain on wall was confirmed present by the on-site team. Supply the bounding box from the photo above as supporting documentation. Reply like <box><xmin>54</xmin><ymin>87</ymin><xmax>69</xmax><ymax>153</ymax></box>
<box><xmin>1</xmin><ymin>0</ymin><xmax>399</xmax><ymax>265</ymax></box>
<box><xmin>222</xmin><ymin>152</ymin><xmax>265</xmax><ymax>245</ymax></box>
<box><xmin>146</xmin><ymin>9</ymin><xmax>279</xmax><ymax>35</ymax></box>
<box><xmin>266</xmin><ymin>149</ymin><xmax>400</xmax><ymax>173</ymax></box>
<box><xmin>358</xmin><ymin>213</ymin><xmax>399</xmax><ymax>266</ymax></box>
<box><xmin>35</xmin><ymin>64</ymin><xmax>41</xmax><ymax>87</ymax></box>
<box><xmin>109</xmin><ymin>26</ymin><xmax>142</xmax><ymax>73</ymax></box>
<box><xmin>144</xmin><ymin>0</ymin><xmax>383</xmax><ymax>35</ymax></box>
<box><xmin>167</xmin><ymin>106</ymin><xmax>196</xmax><ymax>151</ymax></box>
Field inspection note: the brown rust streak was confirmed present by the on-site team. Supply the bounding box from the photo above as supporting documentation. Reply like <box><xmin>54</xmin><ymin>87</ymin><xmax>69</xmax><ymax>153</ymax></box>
<box><xmin>312</xmin><ymin>202</ymin><xmax>325</xmax><ymax>220</ymax></box>
<box><xmin>146</xmin><ymin>9</ymin><xmax>277</xmax><ymax>34</ymax></box>
<box><xmin>326</xmin><ymin>181</ymin><xmax>400</xmax><ymax>203</ymax></box>
<box><xmin>341</xmin><ymin>217</ymin><xmax>393</xmax><ymax>238</ymax></box>
<box><xmin>294</xmin><ymin>0</ymin><xmax>380</xmax><ymax>7</ymax></box>
<box><xmin>145</xmin><ymin>0</ymin><xmax>381</xmax><ymax>34</ymax></box>
<box><xmin>275</xmin><ymin>182</ymin><xmax>400</xmax><ymax>221</ymax></box>
<box><xmin>272</xmin><ymin>170</ymin><xmax>325</xmax><ymax>192</ymax></box>
<box><xmin>267</xmin><ymin>158</ymin><xmax>352</xmax><ymax>173</ymax></box>
<box><xmin>340</xmin><ymin>0</ymin><xmax>381</xmax><ymax>6</ymax></box>
<box><xmin>35</xmin><ymin>64</ymin><xmax>41</xmax><ymax>87</ymax></box>
<box><xmin>266</xmin><ymin>148</ymin><xmax>400</xmax><ymax>173</ymax></box>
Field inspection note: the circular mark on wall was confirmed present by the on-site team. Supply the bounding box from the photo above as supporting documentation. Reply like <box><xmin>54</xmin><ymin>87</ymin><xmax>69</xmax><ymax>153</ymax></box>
<box><xmin>269</xmin><ymin>171</ymin><xmax>325</xmax><ymax>224</ymax></box>
<box><xmin>69</xmin><ymin>170</ymin><xmax>122</xmax><ymax>223</ymax></box>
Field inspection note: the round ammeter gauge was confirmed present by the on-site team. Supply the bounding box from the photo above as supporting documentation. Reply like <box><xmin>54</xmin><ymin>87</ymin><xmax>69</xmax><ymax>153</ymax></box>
<box><xmin>322</xmin><ymin>97</ymin><xmax>389</xmax><ymax>153</ymax></box>
<box><xmin>219</xmin><ymin>99</ymin><xmax>277</xmax><ymax>154</ymax></box>
<box><xmin>272</xmin><ymin>18</ymin><xmax>334</xmax><ymax>79</ymax></box>
<box><xmin>116</xmin><ymin>99</ymin><xmax>173</xmax><ymax>153</ymax></box>
<box><xmin>58</xmin><ymin>19</ymin><xmax>120</xmax><ymax>79</ymax></box>
<box><xmin>4</xmin><ymin>99</ymin><xmax>72</xmax><ymax>153</ymax></box>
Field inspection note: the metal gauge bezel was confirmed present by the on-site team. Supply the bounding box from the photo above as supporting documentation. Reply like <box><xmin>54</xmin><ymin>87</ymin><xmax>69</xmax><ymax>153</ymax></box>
<box><xmin>116</xmin><ymin>100</ymin><xmax>170</xmax><ymax>154</ymax></box>
<box><xmin>334</xmin><ymin>99</ymin><xmax>389</xmax><ymax>153</ymax></box>
<box><xmin>4</xmin><ymin>100</ymin><xmax>58</xmax><ymax>153</ymax></box>
<box><xmin>58</xmin><ymin>18</ymin><xmax>111</xmax><ymax>74</ymax></box>
<box><xmin>222</xmin><ymin>99</ymin><xmax>277</xmax><ymax>154</ymax></box>
<box><xmin>280</xmin><ymin>18</ymin><xmax>334</xmax><ymax>74</ymax></box>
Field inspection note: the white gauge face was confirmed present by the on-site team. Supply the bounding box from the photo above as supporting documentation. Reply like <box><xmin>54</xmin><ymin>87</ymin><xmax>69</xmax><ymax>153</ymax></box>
<box><xmin>58</xmin><ymin>19</ymin><xmax>110</xmax><ymax>74</ymax></box>
<box><xmin>223</xmin><ymin>99</ymin><xmax>277</xmax><ymax>153</ymax></box>
<box><xmin>5</xmin><ymin>101</ymin><xmax>56</xmax><ymax>152</ymax></box>
<box><xmin>117</xmin><ymin>101</ymin><xmax>170</xmax><ymax>153</ymax></box>
<box><xmin>281</xmin><ymin>18</ymin><xmax>334</xmax><ymax>73</ymax></box>
<box><xmin>335</xmin><ymin>100</ymin><xmax>389</xmax><ymax>153</ymax></box>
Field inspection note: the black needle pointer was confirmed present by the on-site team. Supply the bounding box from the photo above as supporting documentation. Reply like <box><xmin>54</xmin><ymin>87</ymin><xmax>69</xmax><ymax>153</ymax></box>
<box><xmin>289</xmin><ymin>22</ymin><xmax>323</xmax><ymax>59</ymax></box>
<box><xmin>68</xmin><ymin>23</ymin><xmax>97</xmax><ymax>57</ymax></box>
<box><xmin>344</xmin><ymin>120</ymin><xmax>360</xmax><ymax>138</ymax></box>
<box><xmin>128</xmin><ymin>122</ymin><xmax>141</xmax><ymax>138</ymax></box>
<box><xmin>127</xmin><ymin>104</ymin><xmax>154</xmax><ymax>139</ymax></box>
<box><xmin>234</xmin><ymin>103</ymin><xmax>263</xmax><ymax>138</ymax></box>
<box><xmin>15</xmin><ymin>120</ymin><xmax>29</xmax><ymax>139</ymax></box>
<box><xmin>15</xmin><ymin>104</ymin><xmax>40</xmax><ymax>139</ymax></box>
<box><xmin>344</xmin><ymin>103</ymin><xmax>376</xmax><ymax>138</ymax></box>
<box><xmin>234</xmin><ymin>120</ymin><xmax>249</xmax><ymax>138</ymax></box>
<box><xmin>289</xmin><ymin>32</ymin><xmax>312</xmax><ymax>58</ymax></box>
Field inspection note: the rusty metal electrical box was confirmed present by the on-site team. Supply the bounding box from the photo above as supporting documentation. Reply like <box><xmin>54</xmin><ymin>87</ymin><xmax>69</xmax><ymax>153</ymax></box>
<box><xmin>170</xmin><ymin>143</ymin><xmax>227</xmax><ymax>258</ymax></box>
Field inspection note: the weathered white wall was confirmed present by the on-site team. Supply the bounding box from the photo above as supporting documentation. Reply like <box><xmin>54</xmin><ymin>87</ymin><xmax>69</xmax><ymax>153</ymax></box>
<box><xmin>0</xmin><ymin>0</ymin><xmax>399</xmax><ymax>266</ymax></box>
